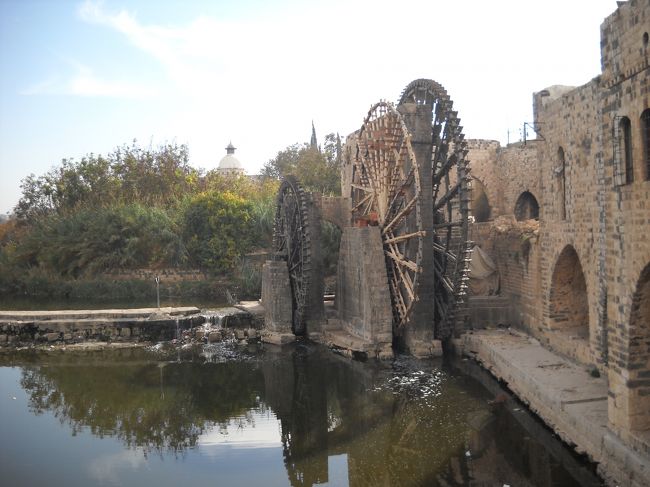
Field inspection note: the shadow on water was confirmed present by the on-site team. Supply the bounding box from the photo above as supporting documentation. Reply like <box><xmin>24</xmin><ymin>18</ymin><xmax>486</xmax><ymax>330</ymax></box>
<box><xmin>0</xmin><ymin>342</ymin><xmax>603</xmax><ymax>486</ymax></box>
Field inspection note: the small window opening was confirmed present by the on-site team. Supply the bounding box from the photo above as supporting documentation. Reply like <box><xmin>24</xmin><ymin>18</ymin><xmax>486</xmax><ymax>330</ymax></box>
<box><xmin>620</xmin><ymin>117</ymin><xmax>634</xmax><ymax>184</ymax></box>
<box><xmin>642</xmin><ymin>109</ymin><xmax>650</xmax><ymax>181</ymax></box>
<box><xmin>557</xmin><ymin>147</ymin><xmax>567</xmax><ymax>220</ymax></box>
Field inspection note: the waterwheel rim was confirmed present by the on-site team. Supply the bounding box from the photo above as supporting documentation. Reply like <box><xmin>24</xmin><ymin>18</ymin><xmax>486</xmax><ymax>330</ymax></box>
<box><xmin>399</xmin><ymin>79</ymin><xmax>472</xmax><ymax>337</ymax></box>
<box><xmin>274</xmin><ymin>175</ymin><xmax>311</xmax><ymax>335</ymax></box>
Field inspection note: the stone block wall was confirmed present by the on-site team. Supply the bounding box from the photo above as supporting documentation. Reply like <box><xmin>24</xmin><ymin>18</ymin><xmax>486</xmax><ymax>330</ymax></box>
<box><xmin>533</xmin><ymin>79</ymin><xmax>605</xmax><ymax>368</ymax></box>
<box><xmin>497</xmin><ymin>142</ymin><xmax>541</xmax><ymax>218</ymax></box>
<box><xmin>336</xmin><ymin>227</ymin><xmax>392</xmax><ymax>345</ymax></box>
<box><xmin>528</xmin><ymin>0</ymin><xmax>650</xmax><ymax>443</ymax></box>
<box><xmin>466</xmin><ymin>140</ymin><xmax>501</xmax><ymax>220</ymax></box>
<box><xmin>469</xmin><ymin>219</ymin><xmax>542</xmax><ymax>336</ymax></box>
<box><xmin>598</xmin><ymin>0</ymin><xmax>650</xmax><ymax>438</ymax></box>
<box><xmin>464</xmin><ymin>0</ymin><xmax>650</xmax><ymax>444</ymax></box>
<box><xmin>102</xmin><ymin>268</ymin><xmax>207</xmax><ymax>282</ymax></box>
<box><xmin>466</xmin><ymin>140</ymin><xmax>540</xmax><ymax>222</ymax></box>
<box><xmin>261</xmin><ymin>261</ymin><xmax>293</xmax><ymax>334</ymax></box>
<box><xmin>600</xmin><ymin>0</ymin><xmax>650</xmax><ymax>88</ymax></box>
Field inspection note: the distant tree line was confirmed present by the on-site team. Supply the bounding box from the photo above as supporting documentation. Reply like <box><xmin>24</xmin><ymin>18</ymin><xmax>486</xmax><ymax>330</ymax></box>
<box><xmin>0</xmin><ymin>136</ymin><xmax>341</xmax><ymax>297</ymax></box>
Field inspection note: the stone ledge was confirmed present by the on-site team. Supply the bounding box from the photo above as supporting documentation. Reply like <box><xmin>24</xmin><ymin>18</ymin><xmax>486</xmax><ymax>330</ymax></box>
<box><xmin>454</xmin><ymin>329</ymin><xmax>650</xmax><ymax>487</ymax></box>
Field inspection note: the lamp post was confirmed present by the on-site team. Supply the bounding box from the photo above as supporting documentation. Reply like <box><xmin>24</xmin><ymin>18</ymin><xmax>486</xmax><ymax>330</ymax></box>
<box><xmin>155</xmin><ymin>276</ymin><xmax>160</xmax><ymax>308</ymax></box>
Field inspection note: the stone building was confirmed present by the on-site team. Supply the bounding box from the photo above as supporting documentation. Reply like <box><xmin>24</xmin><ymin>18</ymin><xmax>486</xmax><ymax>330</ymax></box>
<box><xmin>217</xmin><ymin>142</ymin><xmax>246</xmax><ymax>175</ymax></box>
<box><xmin>466</xmin><ymin>0</ymin><xmax>649</xmax><ymax>466</ymax></box>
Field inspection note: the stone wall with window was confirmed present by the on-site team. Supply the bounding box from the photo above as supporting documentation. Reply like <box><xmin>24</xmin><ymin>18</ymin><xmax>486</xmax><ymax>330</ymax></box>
<box><xmin>598</xmin><ymin>0</ymin><xmax>650</xmax><ymax>440</ymax></box>
<box><xmin>465</xmin><ymin>0</ymin><xmax>649</xmax><ymax>445</ymax></box>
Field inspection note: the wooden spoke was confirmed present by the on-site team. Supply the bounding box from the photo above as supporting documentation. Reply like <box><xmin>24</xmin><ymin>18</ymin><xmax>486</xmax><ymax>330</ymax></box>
<box><xmin>350</xmin><ymin>101</ymin><xmax>423</xmax><ymax>328</ymax></box>
<box><xmin>383</xmin><ymin>194</ymin><xmax>418</xmax><ymax>234</ymax></box>
<box><xmin>385</xmin><ymin>249</ymin><xmax>419</xmax><ymax>273</ymax></box>
<box><xmin>384</xmin><ymin>231</ymin><xmax>426</xmax><ymax>245</ymax></box>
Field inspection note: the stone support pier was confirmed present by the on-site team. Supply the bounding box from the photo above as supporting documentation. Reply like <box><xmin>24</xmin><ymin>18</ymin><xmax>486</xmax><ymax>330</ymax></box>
<box><xmin>261</xmin><ymin>260</ymin><xmax>296</xmax><ymax>345</ymax></box>
<box><xmin>323</xmin><ymin>226</ymin><xmax>393</xmax><ymax>359</ymax></box>
<box><xmin>398</xmin><ymin>100</ymin><xmax>441</xmax><ymax>357</ymax></box>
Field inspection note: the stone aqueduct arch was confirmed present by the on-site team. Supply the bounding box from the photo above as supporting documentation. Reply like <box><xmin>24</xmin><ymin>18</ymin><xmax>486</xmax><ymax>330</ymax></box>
<box><xmin>548</xmin><ymin>245</ymin><xmax>589</xmax><ymax>340</ymax></box>
<box><xmin>470</xmin><ymin>177</ymin><xmax>491</xmax><ymax>222</ymax></box>
<box><xmin>627</xmin><ymin>262</ymin><xmax>650</xmax><ymax>431</ymax></box>
<box><xmin>514</xmin><ymin>191</ymin><xmax>539</xmax><ymax>221</ymax></box>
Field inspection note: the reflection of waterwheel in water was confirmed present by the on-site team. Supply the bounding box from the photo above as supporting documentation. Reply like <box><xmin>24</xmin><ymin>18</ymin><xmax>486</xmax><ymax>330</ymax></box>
<box><xmin>350</xmin><ymin>101</ymin><xmax>424</xmax><ymax>328</ymax></box>
<box><xmin>274</xmin><ymin>175</ymin><xmax>311</xmax><ymax>334</ymax></box>
<box><xmin>398</xmin><ymin>79</ymin><xmax>472</xmax><ymax>337</ymax></box>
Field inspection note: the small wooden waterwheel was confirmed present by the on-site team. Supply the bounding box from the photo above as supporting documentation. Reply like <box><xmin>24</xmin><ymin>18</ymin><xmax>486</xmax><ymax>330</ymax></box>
<box><xmin>273</xmin><ymin>175</ymin><xmax>312</xmax><ymax>334</ymax></box>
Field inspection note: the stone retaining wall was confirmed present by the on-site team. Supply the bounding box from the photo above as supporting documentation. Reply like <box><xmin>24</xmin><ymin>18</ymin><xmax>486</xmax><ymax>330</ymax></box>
<box><xmin>102</xmin><ymin>268</ymin><xmax>208</xmax><ymax>282</ymax></box>
<box><xmin>0</xmin><ymin>308</ymin><xmax>204</xmax><ymax>346</ymax></box>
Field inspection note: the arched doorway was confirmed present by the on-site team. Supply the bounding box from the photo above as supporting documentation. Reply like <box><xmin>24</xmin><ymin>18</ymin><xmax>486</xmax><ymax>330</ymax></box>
<box><xmin>628</xmin><ymin>263</ymin><xmax>650</xmax><ymax>430</ymax></box>
<box><xmin>471</xmin><ymin>178</ymin><xmax>491</xmax><ymax>223</ymax></box>
<box><xmin>514</xmin><ymin>191</ymin><xmax>540</xmax><ymax>221</ymax></box>
<box><xmin>549</xmin><ymin>246</ymin><xmax>589</xmax><ymax>340</ymax></box>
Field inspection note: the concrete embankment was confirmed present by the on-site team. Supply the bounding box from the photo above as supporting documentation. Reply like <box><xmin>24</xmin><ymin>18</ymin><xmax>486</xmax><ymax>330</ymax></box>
<box><xmin>454</xmin><ymin>329</ymin><xmax>650</xmax><ymax>487</ymax></box>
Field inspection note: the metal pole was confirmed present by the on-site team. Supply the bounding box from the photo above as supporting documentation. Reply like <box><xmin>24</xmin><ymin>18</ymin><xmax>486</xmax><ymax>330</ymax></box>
<box><xmin>155</xmin><ymin>276</ymin><xmax>160</xmax><ymax>308</ymax></box>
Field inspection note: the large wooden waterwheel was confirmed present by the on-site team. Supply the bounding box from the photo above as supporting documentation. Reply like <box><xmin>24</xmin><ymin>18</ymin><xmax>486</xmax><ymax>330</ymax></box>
<box><xmin>398</xmin><ymin>79</ymin><xmax>472</xmax><ymax>337</ymax></box>
<box><xmin>274</xmin><ymin>175</ymin><xmax>312</xmax><ymax>335</ymax></box>
<box><xmin>350</xmin><ymin>101</ymin><xmax>424</xmax><ymax>328</ymax></box>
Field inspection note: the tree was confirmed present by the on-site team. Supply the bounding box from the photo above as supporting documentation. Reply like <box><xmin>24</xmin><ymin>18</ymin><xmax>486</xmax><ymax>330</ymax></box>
<box><xmin>14</xmin><ymin>141</ymin><xmax>200</xmax><ymax>222</ymax></box>
<box><xmin>261</xmin><ymin>133</ymin><xmax>342</xmax><ymax>195</ymax></box>
<box><xmin>180</xmin><ymin>191</ymin><xmax>255</xmax><ymax>273</ymax></box>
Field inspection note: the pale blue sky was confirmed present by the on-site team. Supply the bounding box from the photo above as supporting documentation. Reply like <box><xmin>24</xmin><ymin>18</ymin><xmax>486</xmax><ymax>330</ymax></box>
<box><xmin>0</xmin><ymin>0</ymin><xmax>618</xmax><ymax>214</ymax></box>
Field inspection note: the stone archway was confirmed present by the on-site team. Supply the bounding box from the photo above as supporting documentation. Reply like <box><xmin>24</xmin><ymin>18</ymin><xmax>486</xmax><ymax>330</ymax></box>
<box><xmin>628</xmin><ymin>263</ymin><xmax>650</xmax><ymax>430</ymax></box>
<box><xmin>514</xmin><ymin>191</ymin><xmax>539</xmax><ymax>221</ymax></box>
<box><xmin>549</xmin><ymin>245</ymin><xmax>589</xmax><ymax>340</ymax></box>
<box><xmin>471</xmin><ymin>178</ymin><xmax>491</xmax><ymax>223</ymax></box>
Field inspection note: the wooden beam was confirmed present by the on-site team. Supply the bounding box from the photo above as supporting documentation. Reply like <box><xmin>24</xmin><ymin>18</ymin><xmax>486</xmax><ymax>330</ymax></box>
<box><xmin>383</xmin><ymin>194</ymin><xmax>418</xmax><ymax>234</ymax></box>
<box><xmin>385</xmin><ymin>249</ymin><xmax>419</xmax><ymax>273</ymax></box>
<box><xmin>384</xmin><ymin>230</ymin><xmax>426</xmax><ymax>245</ymax></box>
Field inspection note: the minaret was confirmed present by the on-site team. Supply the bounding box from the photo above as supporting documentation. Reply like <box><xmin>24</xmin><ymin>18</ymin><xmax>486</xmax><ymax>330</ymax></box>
<box><xmin>310</xmin><ymin>121</ymin><xmax>319</xmax><ymax>151</ymax></box>
<box><xmin>336</xmin><ymin>133</ymin><xmax>342</xmax><ymax>166</ymax></box>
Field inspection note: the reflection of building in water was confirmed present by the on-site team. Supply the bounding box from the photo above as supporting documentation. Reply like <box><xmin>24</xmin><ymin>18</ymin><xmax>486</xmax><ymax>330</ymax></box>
<box><xmin>261</xmin><ymin>347</ymin><xmax>392</xmax><ymax>487</ymax></box>
<box><xmin>263</xmin><ymin>348</ymin><xmax>329</xmax><ymax>486</ymax></box>
<box><xmin>13</xmin><ymin>346</ymin><xmax>603</xmax><ymax>487</ymax></box>
<box><xmin>261</xmin><ymin>349</ymin><xmax>603</xmax><ymax>487</ymax></box>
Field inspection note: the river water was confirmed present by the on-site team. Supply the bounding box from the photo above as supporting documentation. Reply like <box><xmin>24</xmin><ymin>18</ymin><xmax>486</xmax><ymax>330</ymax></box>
<box><xmin>0</xmin><ymin>342</ymin><xmax>603</xmax><ymax>487</ymax></box>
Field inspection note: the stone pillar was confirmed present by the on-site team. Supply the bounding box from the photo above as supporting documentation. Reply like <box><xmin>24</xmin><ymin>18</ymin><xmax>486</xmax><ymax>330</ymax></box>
<box><xmin>398</xmin><ymin>101</ymin><xmax>441</xmax><ymax>357</ymax></box>
<box><xmin>261</xmin><ymin>260</ymin><xmax>295</xmax><ymax>345</ymax></box>
<box><xmin>335</xmin><ymin>226</ymin><xmax>393</xmax><ymax>357</ymax></box>
<box><xmin>305</xmin><ymin>194</ymin><xmax>325</xmax><ymax>337</ymax></box>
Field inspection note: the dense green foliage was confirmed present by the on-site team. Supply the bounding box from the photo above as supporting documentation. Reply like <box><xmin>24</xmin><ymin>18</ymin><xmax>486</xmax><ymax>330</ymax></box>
<box><xmin>181</xmin><ymin>191</ymin><xmax>254</xmax><ymax>270</ymax></box>
<box><xmin>261</xmin><ymin>133</ymin><xmax>342</xmax><ymax>195</ymax></box>
<box><xmin>14</xmin><ymin>142</ymin><xmax>198</xmax><ymax>221</ymax></box>
<box><xmin>16</xmin><ymin>204</ymin><xmax>184</xmax><ymax>276</ymax></box>
<box><xmin>1</xmin><ymin>136</ymin><xmax>340</xmax><ymax>298</ymax></box>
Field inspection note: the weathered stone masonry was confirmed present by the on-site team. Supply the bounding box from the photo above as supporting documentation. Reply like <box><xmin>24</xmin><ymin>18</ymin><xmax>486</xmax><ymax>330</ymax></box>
<box><xmin>464</xmin><ymin>0</ymin><xmax>650</xmax><ymax>471</ymax></box>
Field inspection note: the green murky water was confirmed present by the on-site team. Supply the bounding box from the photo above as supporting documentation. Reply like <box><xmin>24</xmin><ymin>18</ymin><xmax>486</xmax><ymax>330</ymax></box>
<box><xmin>0</xmin><ymin>342</ymin><xmax>602</xmax><ymax>486</ymax></box>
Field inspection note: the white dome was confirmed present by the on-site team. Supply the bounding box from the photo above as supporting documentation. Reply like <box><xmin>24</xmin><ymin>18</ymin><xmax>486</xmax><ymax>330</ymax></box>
<box><xmin>217</xmin><ymin>142</ymin><xmax>245</xmax><ymax>174</ymax></box>
<box><xmin>218</xmin><ymin>154</ymin><xmax>243</xmax><ymax>170</ymax></box>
